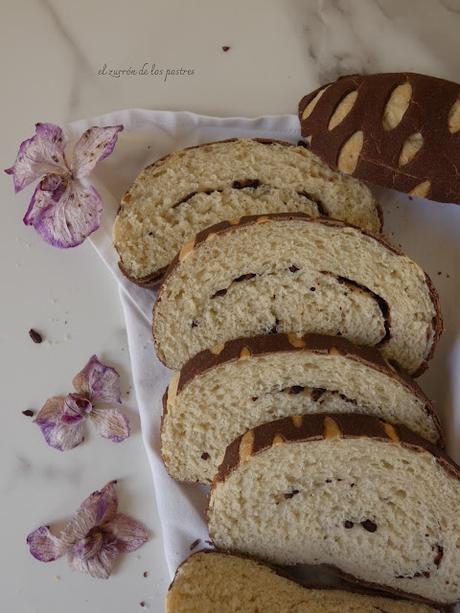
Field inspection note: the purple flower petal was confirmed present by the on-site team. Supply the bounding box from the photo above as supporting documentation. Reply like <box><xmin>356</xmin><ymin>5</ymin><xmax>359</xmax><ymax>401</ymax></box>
<box><xmin>23</xmin><ymin>173</ymin><xmax>68</xmax><ymax>226</ymax></box>
<box><xmin>5</xmin><ymin>123</ymin><xmax>67</xmax><ymax>192</ymax></box>
<box><xmin>106</xmin><ymin>513</ymin><xmax>150</xmax><ymax>552</ymax></box>
<box><xmin>68</xmin><ymin>533</ymin><xmax>119</xmax><ymax>579</ymax></box>
<box><xmin>71</xmin><ymin>125</ymin><xmax>123</xmax><ymax>178</ymax></box>
<box><xmin>34</xmin><ymin>396</ymin><xmax>86</xmax><ymax>451</ymax></box>
<box><xmin>25</xmin><ymin>178</ymin><xmax>102</xmax><ymax>248</ymax></box>
<box><xmin>26</xmin><ymin>526</ymin><xmax>67</xmax><ymax>562</ymax></box>
<box><xmin>26</xmin><ymin>482</ymin><xmax>149</xmax><ymax>579</ymax></box>
<box><xmin>73</xmin><ymin>355</ymin><xmax>122</xmax><ymax>405</ymax></box>
<box><xmin>59</xmin><ymin>481</ymin><xmax>118</xmax><ymax>548</ymax></box>
<box><xmin>62</xmin><ymin>393</ymin><xmax>92</xmax><ymax>424</ymax></box>
<box><xmin>90</xmin><ymin>407</ymin><xmax>130</xmax><ymax>443</ymax></box>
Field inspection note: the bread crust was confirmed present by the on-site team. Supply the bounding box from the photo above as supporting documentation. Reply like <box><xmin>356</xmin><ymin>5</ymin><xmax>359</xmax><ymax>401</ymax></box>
<box><xmin>153</xmin><ymin>213</ymin><xmax>443</xmax><ymax>375</ymax></box>
<box><xmin>115</xmin><ymin>138</ymin><xmax>383</xmax><ymax>287</ymax></box>
<box><xmin>212</xmin><ymin>413</ymin><xmax>459</xmax><ymax>486</ymax></box>
<box><xmin>298</xmin><ymin>73</ymin><xmax>460</xmax><ymax>204</ymax></box>
<box><xmin>162</xmin><ymin>332</ymin><xmax>442</xmax><ymax>446</ymax></box>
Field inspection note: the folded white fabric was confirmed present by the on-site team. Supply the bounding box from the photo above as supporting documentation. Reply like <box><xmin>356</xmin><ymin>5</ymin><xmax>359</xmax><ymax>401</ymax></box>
<box><xmin>66</xmin><ymin>109</ymin><xmax>460</xmax><ymax>584</ymax></box>
<box><xmin>66</xmin><ymin>109</ymin><xmax>301</xmax><ymax>576</ymax></box>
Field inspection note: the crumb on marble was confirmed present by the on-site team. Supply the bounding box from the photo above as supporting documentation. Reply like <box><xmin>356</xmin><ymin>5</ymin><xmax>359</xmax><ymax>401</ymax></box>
<box><xmin>29</xmin><ymin>328</ymin><xmax>43</xmax><ymax>343</ymax></box>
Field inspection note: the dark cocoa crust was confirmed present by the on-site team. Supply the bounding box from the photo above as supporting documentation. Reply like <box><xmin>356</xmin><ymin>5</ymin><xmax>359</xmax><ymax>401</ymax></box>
<box><xmin>153</xmin><ymin>213</ymin><xmax>443</xmax><ymax>375</ymax></box>
<box><xmin>168</xmin><ymin>550</ymin><xmax>445</xmax><ymax>610</ymax></box>
<box><xmin>298</xmin><ymin>73</ymin><xmax>460</xmax><ymax>204</ymax></box>
<box><xmin>115</xmin><ymin>137</ymin><xmax>383</xmax><ymax>288</ymax></box>
<box><xmin>213</xmin><ymin>412</ymin><xmax>460</xmax><ymax>486</ymax></box>
<box><xmin>172</xmin><ymin>331</ymin><xmax>442</xmax><ymax>446</ymax></box>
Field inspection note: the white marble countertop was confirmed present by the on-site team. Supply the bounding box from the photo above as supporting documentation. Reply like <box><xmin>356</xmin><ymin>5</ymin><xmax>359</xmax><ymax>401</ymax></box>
<box><xmin>1</xmin><ymin>1</ymin><xmax>460</xmax><ymax>611</ymax></box>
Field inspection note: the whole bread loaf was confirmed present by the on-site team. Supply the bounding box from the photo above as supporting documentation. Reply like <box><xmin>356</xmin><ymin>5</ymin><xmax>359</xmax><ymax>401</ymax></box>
<box><xmin>166</xmin><ymin>551</ymin><xmax>441</xmax><ymax>612</ymax></box>
<box><xmin>208</xmin><ymin>413</ymin><xmax>460</xmax><ymax>605</ymax></box>
<box><xmin>153</xmin><ymin>213</ymin><xmax>442</xmax><ymax>374</ymax></box>
<box><xmin>161</xmin><ymin>333</ymin><xmax>442</xmax><ymax>483</ymax></box>
<box><xmin>298</xmin><ymin>73</ymin><xmax>460</xmax><ymax>203</ymax></box>
<box><xmin>113</xmin><ymin>138</ymin><xmax>381</xmax><ymax>286</ymax></box>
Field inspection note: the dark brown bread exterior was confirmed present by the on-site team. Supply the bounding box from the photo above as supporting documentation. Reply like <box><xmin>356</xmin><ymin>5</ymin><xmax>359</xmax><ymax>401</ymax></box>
<box><xmin>298</xmin><ymin>73</ymin><xmax>460</xmax><ymax>204</ymax></box>
<box><xmin>154</xmin><ymin>213</ymin><xmax>443</xmax><ymax>376</ymax></box>
<box><xmin>168</xmin><ymin>550</ymin><xmax>445</xmax><ymax>610</ymax></box>
<box><xmin>170</xmin><ymin>332</ymin><xmax>442</xmax><ymax>445</ymax></box>
<box><xmin>213</xmin><ymin>413</ymin><xmax>460</xmax><ymax>486</ymax></box>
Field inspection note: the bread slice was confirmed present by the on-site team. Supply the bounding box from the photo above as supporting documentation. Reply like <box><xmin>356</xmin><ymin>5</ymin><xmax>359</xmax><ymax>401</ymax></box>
<box><xmin>113</xmin><ymin>138</ymin><xmax>381</xmax><ymax>286</ymax></box>
<box><xmin>298</xmin><ymin>73</ymin><xmax>460</xmax><ymax>204</ymax></box>
<box><xmin>161</xmin><ymin>333</ymin><xmax>442</xmax><ymax>483</ymax></box>
<box><xmin>167</xmin><ymin>551</ymin><xmax>440</xmax><ymax>612</ymax></box>
<box><xmin>208</xmin><ymin>413</ymin><xmax>460</xmax><ymax>605</ymax></box>
<box><xmin>153</xmin><ymin>213</ymin><xmax>441</xmax><ymax>374</ymax></box>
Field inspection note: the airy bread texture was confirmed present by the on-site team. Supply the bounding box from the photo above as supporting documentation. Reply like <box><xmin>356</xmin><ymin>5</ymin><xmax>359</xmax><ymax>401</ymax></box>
<box><xmin>166</xmin><ymin>551</ymin><xmax>439</xmax><ymax>612</ymax></box>
<box><xmin>208</xmin><ymin>413</ymin><xmax>460</xmax><ymax>605</ymax></box>
<box><xmin>161</xmin><ymin>333</ymin><xmax>441</xmax><ymax>483</ymax></box>
<box><xmin>153</xmin><ymin>214</ymin><xmax>441</xmax><ymax>373</ymax></box>
<box><xmin>113</xmin><ymin>138</ymin><xmax>381</xmax><ymax>285</ymax></box>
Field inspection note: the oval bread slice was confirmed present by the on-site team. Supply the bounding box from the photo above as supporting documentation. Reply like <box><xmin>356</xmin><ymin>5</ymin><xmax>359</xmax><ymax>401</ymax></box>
<box><xmin>113</xmin><ymin>138</ymin><xmax>381</xmax><ymax>286</ymax></box>
<box><xmin>153</xmin><ymin>213</ymin><xmax>442</xmax><ymax>374</ymax></box>
<box><xmin>208</xmin><ymin>413</ymin><xmax>460</xmax><ymax>605</ymax></box>
<box><xmin>167</xmin><ymin>551</ymin><xmax>440</xmax><ymax>612</ymax></box>
<box><xmin>161</xmin><ymin>333</ymin><xmax>442</xmax><ymax>484</ymax></box>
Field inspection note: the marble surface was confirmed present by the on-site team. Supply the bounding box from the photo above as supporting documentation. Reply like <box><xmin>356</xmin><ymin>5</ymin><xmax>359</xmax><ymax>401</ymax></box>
<box><xmin>1</xmin><ymin>0</ymin><xmax>460</xmax><ymax>611</ymax></box>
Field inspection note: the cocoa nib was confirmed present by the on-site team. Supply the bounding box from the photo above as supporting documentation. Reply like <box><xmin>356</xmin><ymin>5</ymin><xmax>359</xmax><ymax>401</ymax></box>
<box><xmin>222</xmin><ymin>46</ymin><xmax>231</xmax><ymax>52</ymax></box>
<box><xmin>22</xmin><ymin>409</ymin><xmax>35</xmax><ymax>417</ymax></box>
<box><xmin>344</xmin><ymin>521</ymin><xmax>354</xmax><ymax>529</ymax></box>
<box><xmin>201</xmin><ymin>452</ymin><xmax>210</xmax><ymax>460</ymax></box>
<box><xmin>210</xmin><ymin>288</ymin><xmax>227</xmax><ymax>299</ymax></box>
<box><xmin>288</xmin><ymin>385</ymin><xmax>304</xmax><ymax>395</ymax></box>
<box><xmin>289</xmin><ymin>265</ymin><xmax>300</xmax><ymax>273</ymax></box>
<box><xmin>311</xmin><ymin>388</ymin><xmax>326</xmax><ymax>402</ymax></box>
<box><xmin>29</xmin><ymin>329</ymin><xmax>43</xmax><ymax>343</ymax></box>
<box><xmin>361</xmin><ymin>519</ymin><xmax>377</xmax><ymax>533</ymax></box>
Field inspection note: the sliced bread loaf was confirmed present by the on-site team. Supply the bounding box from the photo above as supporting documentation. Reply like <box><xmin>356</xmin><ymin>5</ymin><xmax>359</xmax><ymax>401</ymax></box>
<box><xmin>113</xmin><ymin>138</ymin><xmax>381</xmax><ymax>286</ymax></box>
<box><xmin>161</xmin><ymin>333</ymin><xmax>442</xmax><ymax>483</ymax></box>
<box><xmin>208</xmin><ymin>413</ymin><xmax>460</xmax><ymax>605</ymax></box>
<box><xmin>167</xmin><ymin>551</ymin><xmax>440</xmax><ymax>612</ymax></box>
<box><xmin>153</xmin><ymin>213</ymin><xmax>441</xmax><ymax>374</ymax></box>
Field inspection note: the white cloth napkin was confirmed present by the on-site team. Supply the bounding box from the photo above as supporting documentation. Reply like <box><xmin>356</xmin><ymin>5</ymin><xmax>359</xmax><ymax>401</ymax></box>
<box><xmin>66</xmin><ymin>109</ymin><xmax>460</xmax><ymax>585</ymax></box>
<box><xmin>66</xmin><ymin>110</ymin><xmax>301</xmax><ymax>577</ymax></box>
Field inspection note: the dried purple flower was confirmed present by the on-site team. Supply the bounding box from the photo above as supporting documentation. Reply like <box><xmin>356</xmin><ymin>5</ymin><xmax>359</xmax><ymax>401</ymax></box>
<box><xmin>27</xmin><ymin>481</ymin><xmax>149</xmax><ymax>579</ymax></box>
<box><xmin>34</xmin><ymin>355</ymin><xmax>129</xmax><ymax>451</ymax></box>
<box><xmin>5</xmin><ymin>123</ymin><xmax>123</xmax><ymax>247</ymax></box>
